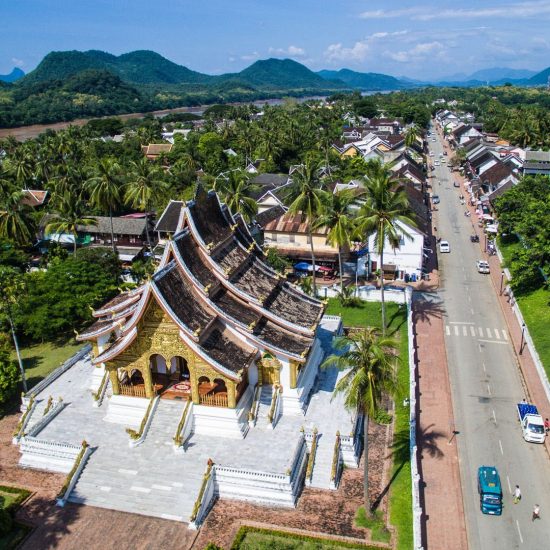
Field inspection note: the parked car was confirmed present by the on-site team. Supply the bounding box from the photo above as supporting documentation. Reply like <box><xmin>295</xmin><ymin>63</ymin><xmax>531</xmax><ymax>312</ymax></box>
<box><xmin>434</xmin><ymin>160</ymin><xmax>440</xmax><ymax>166</ymax></box>
<box><xmin>439</xmin><ymin>240</ymin><xmax>450</xmax><ymax>253</ymax></box>
<box><xmin>432</xmin><ymin>195</ymin><xmax>440</xmax><ymax>204</ymax></box>
<box><xmin>432</xmin><ymin>137</ymin><xmax>436</xmax><ymax>142</ymax></box>
<box><xmin>476</xmin><ymin>260</ymin><xmax>490</xmax><ymax>273</ymax></box>
<box><xmin>443</xmin><ymin>150</ymin><xmax>448</xmax><ymax>156</ymax></box>
<box><xmin>430</xmin><ymin>151</ymin><xmax>435</xmax><ymax>157</ymax></box>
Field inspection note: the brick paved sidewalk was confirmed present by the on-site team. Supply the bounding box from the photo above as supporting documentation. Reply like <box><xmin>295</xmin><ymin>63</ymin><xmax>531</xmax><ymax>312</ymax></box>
<box><xmin>414</xmin><ymin>293</ymin><xmax>468</xmax><ymax>550</ymax></box>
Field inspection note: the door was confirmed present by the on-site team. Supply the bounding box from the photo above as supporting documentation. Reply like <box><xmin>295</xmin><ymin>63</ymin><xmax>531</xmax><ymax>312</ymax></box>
<box><xmin>262</xmin><ymin>365</ymin><xmax>280</xmax><ymax>385</ymax></box>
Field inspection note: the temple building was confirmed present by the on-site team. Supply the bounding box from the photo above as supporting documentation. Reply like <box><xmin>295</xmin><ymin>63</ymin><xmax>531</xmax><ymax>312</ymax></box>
<box><xmin>77</xmin><ymin>185</ymin><xmax>325</xmax><ymax>437</ymax></box>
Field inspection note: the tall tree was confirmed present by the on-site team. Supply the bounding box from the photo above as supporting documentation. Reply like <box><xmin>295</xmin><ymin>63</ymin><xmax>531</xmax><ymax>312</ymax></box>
<box><xmin>404</xmin><ymin>124</ymin><xmax>419</xmax><ymax>148</ymax></box>
<box><xmin>0</xmin><ymin>191</ymin><xmax>35</xmax><ymax>245</ymax></box>
<box><xmin>213</xmin><ymin>170</ymin><xmax>259</xmax><ymax>223</ymax></box>
<box><xmin>322</xmin><ymin>327</ymin><xmax>399</xmax><ymax>516</ymax></box>
<box><xmin>314</xmin><ymin>190</ymin><xmax>355</xmax><ymax>292</ymax></box>
<box><xmin>86</xmin><ymin>158</ymin><xmax>122</xmax><ymax>254</ymax></box>
<box><xmin>125</xmin><ymin>158</ymin><xmax>167</xmax><ymax>253</ymax></box>
<box><xmin>356</xmin><ymin>166</ymin><xmax>416</xmax><ymax>334</ymax></box>
<box><xmin>46</xmin><ymin>192</ymin><xmax>95</xmax><ymax>254</ymax></box>
<box><xmin>285</xmin><ymin>161</ymin><xmax>327</xmax><ymax>298</ymax></box>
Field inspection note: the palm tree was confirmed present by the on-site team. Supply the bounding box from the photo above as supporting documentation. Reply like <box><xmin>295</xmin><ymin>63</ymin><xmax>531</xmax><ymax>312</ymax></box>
<box><xmin>213</xmin><ymin>170</ymin><xmax>259</xmax><ymax>223</ymax></box>
<box><xmin>285</xmin><ymin>161</ymin><xmax>327</xmax><ymax>298</ymax></box>
<box><xmin>46</xmin><ymin>193</ymin><xmax>95</xmax><ymax>254</ymax></box>
<box><xmin>125</xmin><ymin>158</ymin><xmax>167</xmax><ymax>253</ymax></box>
<box><xmin>86</xmin><ymin>158</ymin><xmax>122</xmax><ymax>254</ymax></box>
<box><xmin>322</xmin><ymin>327</ymin><xmax>399</xmax><ymax>516</ymax></box>
<box><xmin>314</xmin><ymin>190</ymin><xmax>355</xmax><ymax>292</ymax></box>
<box><xmin>404</xmin><ymin>124</ymin><xmax>419</xmax><ymax>148</ymax></box>
<box><xmin>0</xmin><ymin>191</ymin><xmax>35</xmax><ymax>245</ymax></box>
<box><xmin>356</xmin><ymin>166</ymin><xmax>416</xmax><ymax>334</ymax></box>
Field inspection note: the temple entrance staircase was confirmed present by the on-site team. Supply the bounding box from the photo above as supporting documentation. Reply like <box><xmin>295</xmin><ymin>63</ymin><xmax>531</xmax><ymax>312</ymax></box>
<box><xmin>255</xmin><ymin>385</ymin><xmax>274</xmax><ymax>425</ymax></box>
<box><xmin>69</xmin><ymin>399</ymin><xmax>203</xmax><ymax>522</ymax></box>
<box><xmin>308</xmin><ymin>431</ymin><xmax>338</xmax><ymax>489</ymax></box>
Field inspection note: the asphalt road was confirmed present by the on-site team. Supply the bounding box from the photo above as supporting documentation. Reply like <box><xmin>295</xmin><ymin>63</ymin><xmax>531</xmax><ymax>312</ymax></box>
<box><xmin>429</xmin><ymin>127</ymin><xmax>550</xmax><ymax>549</ymax></box>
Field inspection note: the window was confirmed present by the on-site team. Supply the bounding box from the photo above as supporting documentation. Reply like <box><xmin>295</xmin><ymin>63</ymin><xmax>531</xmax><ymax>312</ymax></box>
<box><xmin>289</xmin><ymin>234</ymin><xmax>295</xmax><ymax>243</ymax></box>
<box><xmin>399</xmin><ymin>236</ymin><xmax>405</xmax><ymax>246</ymax></box>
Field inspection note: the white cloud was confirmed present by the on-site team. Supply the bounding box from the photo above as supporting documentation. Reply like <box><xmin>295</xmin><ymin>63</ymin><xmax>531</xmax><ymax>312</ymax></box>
<box><xmin>324</xmin><ymin>41</ymin><xmax>370</xmax><ymax>62</ymax></box>
<box><xmin>11</xmin><ymin>57</ymin><xmax>24</xmax><ymax>67</ymax></box>
<box><xmin>268</xmin><ymin>45</ymin><xmax>306</xmax><ymax>57</ymax></box>
<box><xmin>360</xmin><ymin>1</ymin><xmax>550</xmax><ymax>21</ymax></box>
<box><xmin>240</xmin><ymin>51</ymin><xmax>260</xmax><ymax>61</ymax></box>
<box><xmin>385</xmin><ymin>41</ymin><xmax>445</xmax><ymax>63</ymax></box>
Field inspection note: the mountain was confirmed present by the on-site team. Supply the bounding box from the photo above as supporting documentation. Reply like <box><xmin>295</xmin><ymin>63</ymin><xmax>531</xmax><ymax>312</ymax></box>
<box><xmin>230</xmin><ymin>59</ymin><xmax>344</xmax><ymax>90</ymax></box>
<box><xmin>0</xmin><ymin>67</ymin><xmax>25</xmax><ymax>83</ymax></box>
<box><xmin>20</xmin><ymin>50</ymin><xmax>214</xmax><ymax>86</ymax></box>
<box><xmin>528</xmin><ymin>66</ymin><xmax>550</xmax><ymax>85</ymax></box>
<box><xmin>318</xmin><ymin>68</ymin><xmax>408</xmax><ymax>90</ymax></box>
<box><xmin>468</xmin><ymin>67</ymin><xmax>537</xmax><ymax>82</ymax></box>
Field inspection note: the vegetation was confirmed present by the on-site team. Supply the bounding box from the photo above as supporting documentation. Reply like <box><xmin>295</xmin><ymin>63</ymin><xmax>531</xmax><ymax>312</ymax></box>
<box><xmin>0</xmin><ymin>485</ymin><xmax>32</xmax><ymax>548</ymax></box>
<box><xmin>355</xmin><ymin>508</ymin><xmax>391</xmax><ymax>543</ymax></box>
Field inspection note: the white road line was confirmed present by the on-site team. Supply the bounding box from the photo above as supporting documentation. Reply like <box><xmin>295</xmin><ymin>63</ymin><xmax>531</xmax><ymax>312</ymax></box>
<box><xmin>502</xmin><ymin>330</ymin><xmax>509</xmax><ymax>341</ymax></box>
<box><xmin>462</xmin><ymin>326</ymin><xmax>468</xmax><ymax>336</ymax></box>
<box><xmin>507</xmin><ymin>476</ymin><xmax>512</xmax><ymax>494</ymax></box>
<box><xmin>470</xmin><ymin>326</ymin><xmax>476</xmax><ymax>337</ymax></box>
<box><xmin>478</xmin><ymin>327</ymin><xmax>484</xmax><ymax>337</ymax></box>
<box><xmin>478</xmin><ymin>343</ymin><xmax>483</xmax><ymax>352</ymax></box>
<box><xmin>454</xmin><ymin>326</ymin><xmax>459</xmax><ymax>336</ymax></box>
<box><xmin>118</xmin><ymin>469</ymin><xmax>138</xmax><ymax>475</ymax></box>
<box><xmin>482</xmin><ymin>362</ymin><xmax>486</xmax><ymax>372</ymax></box>
<box><xmin>130</xmin><ymin>486</ymin><xmax>151</xmax><ymax>493</ymax></box>
<box><xmin>487</xmin><ymin>384</ymin><xmax>492</xmax><ymax>396</ymax></box>
<box><xmin>449</xmin><ymin>321</ymin><xmax>476</xmax><ymax>325</ymax></box>
<box><xmin>494</xmin><ymin>329</ymin><xmax>501</xmax><ymax>340</ymax></box>
<box><xmin>486</xmin><ymin>328</ymin><xmax>493</xmax><ymax>338</ymax></box>
<box><xmin>446</xmin><ymin>325</ymin><xmax>450</xmax><ymax>336</ymax></box>
<box><xmin>499</xmin><ymin>439</ymin><xmax>503</xmax><ymax>455</ymax></box>
<box><xmin>478</xmin><ymin>339</ymin><xmax>508</xmax><ymax>345</ymax></box>
<box><xmin>471</xmin><ymin>308</ymin><xmax>475</xmax><ymax>314</ymax></box>
<box><xmin>468</xmin><ymin>295</ymin><xmax>472</xmax><ymax>302</ymax></box>
<box><xmin>516</xmin><ymin>520</ymin><xmax>524</xmax><ymax>544</ymax></box>
<box><xmin>492</xmin><ymin>410</ymin><xmax>497</xmax><ymax>424</ymax></box>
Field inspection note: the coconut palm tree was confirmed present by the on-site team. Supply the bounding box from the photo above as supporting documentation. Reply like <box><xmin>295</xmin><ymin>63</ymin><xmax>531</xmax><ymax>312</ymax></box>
<box><xmin>322</xmin><ymin>327</ymin><xmax>400</xmax><ymax>516</ymax></box>
<box><xmin>213</xmin><ymin>169</ymin><xmax>260</xmax><ymax>223</ymax></box>
<box><xmin>285</xmin><ymin>161</ymin><xmax>327</xmax><ymax>298</ymax></box>
<box><xmin>125</xmin><ymin>158</ymin><xmax>167</xmax><ymax>253</ymax></box>
<box><xmin>85</xmin><ymin>158</ymin><xmax>122</xmax><ymax>254</ymax></box>
<box><xmin>46</xmin><ymin>192</ymin><xmax>95</xmax><ymax>254</ymax></box>
<box><xmin>313</xmin><ymin>190</ymin><xmax>355</xmax><ymax>292</ymax></box>
<box><xmin>356</xmin><ymin>166</ymin><xmax>416</xmax><ymax>334</ymax></box>
<box><xmin>404</xmin><ymin>124</ymin><xmax>419</xmax><ymax>148</ymax></box>
<box><xmin>0</xmin><ymin>191</ymin><xmax>35</xmax><ymax>245</ymax></box>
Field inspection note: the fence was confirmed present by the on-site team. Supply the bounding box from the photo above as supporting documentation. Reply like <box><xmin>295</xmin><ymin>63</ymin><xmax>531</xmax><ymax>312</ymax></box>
<box><xmin>406</xmin><ymin>286</ymin><xmax>424</xmax><ymax>550</ymax></box>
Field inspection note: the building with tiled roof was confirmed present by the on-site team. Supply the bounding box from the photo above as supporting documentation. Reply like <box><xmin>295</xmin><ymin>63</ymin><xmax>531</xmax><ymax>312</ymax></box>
<box><xmin>78</xmin><ymin>186</ymin><xmax>325</xmax><ymax>436</ymax></box>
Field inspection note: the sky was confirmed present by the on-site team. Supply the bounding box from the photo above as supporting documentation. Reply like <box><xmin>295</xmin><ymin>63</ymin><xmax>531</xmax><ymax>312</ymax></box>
<box><xmin>2</xmin><ymin>0</ymin><xmax>550</xmax><ymax>80</ymax></box>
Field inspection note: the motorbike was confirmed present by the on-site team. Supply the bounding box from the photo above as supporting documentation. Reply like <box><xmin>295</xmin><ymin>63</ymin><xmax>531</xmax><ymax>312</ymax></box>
<box><xmin>470</xmin><ymin>235</ymin><xmax>480</xmax><ymax>243</ymax></box>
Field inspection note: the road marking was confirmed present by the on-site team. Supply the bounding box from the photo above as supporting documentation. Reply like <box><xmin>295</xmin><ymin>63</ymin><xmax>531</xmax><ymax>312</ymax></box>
<box><xmin>462</xmin><ymin>326</ymin><xmax>468</xmax><ymax>336</ymax></box>
<box><xmin>470</xmin><ymin>326</ymin><xmax>476</xmax><ymax>337</ymax></box>
<box><xmin>468</xmin><ymin>295</ymin><xmax>471</xmax><ymax>302</ymax></box>
<box><xmin>446</xmin><ymin>326</ymin><xmax>450</xmax><ymax>336</ymax></box>
<box><xmin>99</xmin><ymin>486</ymin><xmax>111</xmax><ymax>492</ymax></box>
<box><xmin>449</xmin><ymin>321</ymin><xmax>475</xmax><ymax>325</ymax></box>
<box><xmin>487</xmin><ymin>384</ymin><xmax>492</xmax><ymax>396</ymax></box>
<box><xmin>486</xmin><ymin>328</ymin><xmax>493</xmax><ymax>338</ymax></box>
<box><xmin>516</xmin><ymin>520</ymin><xmax>524</xmax><ymax>544</ymax></box>
<box><xmin>130</xmin><ymin>486</ymin><xmax>151</xmax><ymax>493</ymax></box>
<box><xmin>506</xmin><ymin>475</ymin><xmax>512</xmax><ymax>494</ymax></box>
<box><xmin>492</xmin><ymin>410</ymin><xmax>497</xmax><ymax>424</ymax></box>
<box><xmin>470</xmin><ymin>308</ymin><xmax>475</xmax><ymax>314</ymax></box>
<box><xmin>118</xmin><ymin>469</ymin><xmax>138</xmax><ymax>475</ymax></box>
<box><xmin>152</xmin><ymin>484</ymin><xmax>172</xmax><ymax>491</ymax></box>
<box><xmin>478</xmin><ymin>339</ymin><xmax>508</xmax><ymax>345</ymax></box>
<box><xmin>502</xmin><ymin>330</ymin><xmax>509</xmax><ymax>341</ymax></box>
<box><xmin>499</xmin><ymin>439</ymin><xmax>503</xmax><ymax>454</ymax></box>
<box><xmin>482</xmin><ymin>362</ymin><xmax>486</xmax><ymax>372</ymax></box>
<box><xmin>478</xmin><ymin>327</ymin><xmax>484</xmax><ymax>337</ymax></box>
<box><xmin>454</xmin><ymin>325</ymin><xmax>459</xmax><ymax>336</ymax></box>
<box><xmin>494</xmin><ymin>329</ymin><xmax>501</xmax><ymax>340</ymax></box>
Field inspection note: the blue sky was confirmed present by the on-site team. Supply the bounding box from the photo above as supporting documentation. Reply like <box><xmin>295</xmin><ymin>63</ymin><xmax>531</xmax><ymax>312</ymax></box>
<box><xmin>2</xmin><ymin>0</ymin><xmax>550</xmax><ymax>79</ymax></box>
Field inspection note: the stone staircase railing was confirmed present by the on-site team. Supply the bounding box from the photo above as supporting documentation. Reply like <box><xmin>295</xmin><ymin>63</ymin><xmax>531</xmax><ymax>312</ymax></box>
<box><xmin>189</xmin><ymin>459</ymin><xmax>215</xmax><ymax>530</ymax></box>
<box><xmin>173</xmin><ymin>400</ymin><xmax>193</xmax><ymax>452</ymax></box>
<box><xmin>329</xmin><ymin>431</ymin><xmax>342</xmax><ymax>490</ymax></box>
<box><xmin>247</xmin><ymin>383</ymin><xmax>262</xmax><ymax>427</ymax></box>
<box><xmin>92</xmin><ymin>371</ymin><xmax>110</xmax><ymax>408</ymax></box>
<box><xmin>56</xmin><ymin>440</ymin><xmax>92</xmax><ymax>507</ymax></box>
<box><xmin>13</xmin><ymin>394</ymin><xmax>36</xmax><ymax>443</ymax></box>
<box><xmin>340</xmin><ymin>414</ymin><xmax>363</xmax><ymax>467</ymax></box>
<box><xmin>26</xmin><ymin>398</ymin><xmax>66</xmax><ymax>438</ymax></box>
<box><xmin>267</xmin><ymin>385</ymin><xmax>282</xmax><ymax>428</ymax></box>
<box><xmin>304</xmin><ymin>428</ymin><xmax>318</xmax><ymax>487</ymax></box>
<box><xmin>126</xmin><ymin>396</ymin><xmax>159</xmax><ymax>448</ymax></box>
<box><xmin>19</xmin><ymin>436</ymin><xmax>83</xmax><ymax>472</ymax></box>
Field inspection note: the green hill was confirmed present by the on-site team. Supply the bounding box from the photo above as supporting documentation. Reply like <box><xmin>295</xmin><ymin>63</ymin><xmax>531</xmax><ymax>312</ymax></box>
<box><xmin>528</xmin><ymin>66</ymin><xmax>550</xmax><ymax>85</ymax></box>
<box><xmin>317</xmin><ymin>69</ymin><xmax>407</xmax><ymax>90</ymax></box>
<box><xmin>0</xmin><ymin>67</ymin><xmax>25</xmax><ymax>83</ymax></box>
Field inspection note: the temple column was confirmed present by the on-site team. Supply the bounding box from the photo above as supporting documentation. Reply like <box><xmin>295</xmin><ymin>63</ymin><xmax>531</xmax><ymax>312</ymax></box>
<box><xmin>289</xmin><ymin>361</ymin><xmax>298</xmax><ymax>389</ymax></box>
<box><xmin>142</xmin><ymin>362</ymin><xmax>155</xmax><ymax>398</ymax></box>
<box><xmin>227</xmin><ymin>381</ymin><xmax>236</xmax><ymax>409</ymax></box>
<box><xmin>109</xmin><ymin>368</ymin><xmax>120</xmax><ymax>395</ymax></box>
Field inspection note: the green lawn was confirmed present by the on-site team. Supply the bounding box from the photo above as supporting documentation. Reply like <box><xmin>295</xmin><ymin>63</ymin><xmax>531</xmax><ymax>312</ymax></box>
<box><xmin>325</xmin><ymin>298</ymin><xmax>412</xmax><ymax>550</ymax></box>
<box><xmin>0</xmin><ymin>486</ymin><xmax>32</xmax><ymax>549</ymax></box>
<box><xmin>11</xmin><ymin>339</ymin><xmax>84</xmax><ymax>391</ymax></box>
<box><xmin>230</xmin><ymin>526</ymin><xmax>386</xmax><ymax>549</ymax></box>
<box><xmin>498</xmin><ymin>237</ymin><xmax>550</xmax><ymax>375</ymax></box>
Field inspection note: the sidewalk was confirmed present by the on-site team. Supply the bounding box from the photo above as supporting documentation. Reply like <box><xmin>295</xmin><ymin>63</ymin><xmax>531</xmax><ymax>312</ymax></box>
<box><xmin>413</xmin><ymin>293</ymin><xmax>468</xmax><ymax>550</ymax></box>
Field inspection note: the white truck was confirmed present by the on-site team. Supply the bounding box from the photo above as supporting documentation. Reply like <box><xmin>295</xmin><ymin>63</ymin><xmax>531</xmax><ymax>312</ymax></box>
<box><xmin>517</xmin><ymin>402</ymin><xmax>546</xmax><ymax>443</ymax></box>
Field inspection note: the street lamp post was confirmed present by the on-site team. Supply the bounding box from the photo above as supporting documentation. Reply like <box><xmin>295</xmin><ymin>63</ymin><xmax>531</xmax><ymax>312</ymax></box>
<box><xmin>519</xmin><ymin>322</ymin><xmax>526</xmax><ymax>355</ymax></box>
<box><xmin>500</xmin><ymin>271</ymin><xmax>505</xmax><ymax>295</ymax></box>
